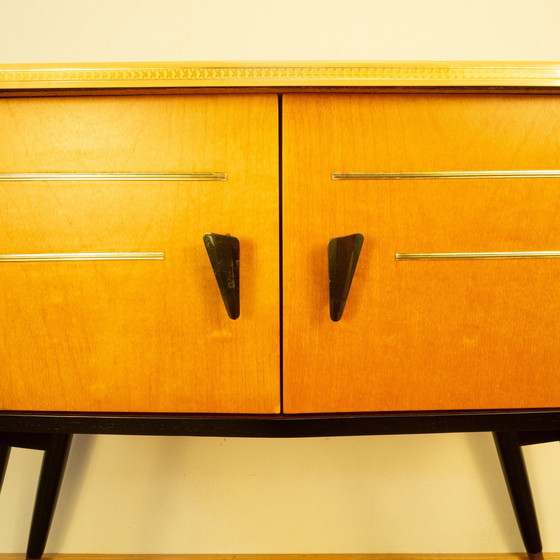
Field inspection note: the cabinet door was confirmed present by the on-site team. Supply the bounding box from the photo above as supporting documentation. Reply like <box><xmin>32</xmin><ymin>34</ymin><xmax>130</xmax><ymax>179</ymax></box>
<box><xmin>283</xmin><ymin>93</ymin><xmax>560</xmax><ymax>413</ymax></box>
<box><xmin>0</xmin><ymin>94</ymin><xmax>279</xmax><ymax>413</ymax></box>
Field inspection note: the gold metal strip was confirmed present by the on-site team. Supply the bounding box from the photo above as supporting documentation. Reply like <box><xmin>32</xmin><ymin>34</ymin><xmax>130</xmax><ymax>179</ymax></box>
<box><xmin>0</xmin><ymin>252</ymin><xmax>165</xmax><ymax>262</ymax></box>
<box><xmin>0</xmin><ymin>173</ymin><xmax>226</xmax><ymax>182</ymax></box>
<box><xmin>1</xmin><ymin>61</ymin><xmax>560</xmax><ymax>89</ymax></box>
<box><xmin>396</xmin><ymin>251</ymin><xmax>560</xmax><ymax>261</ymax></box>
<box><xmin>333</xmin><ymin>170</ymin><xmax>560</xmax><ymax>180</ymax></box>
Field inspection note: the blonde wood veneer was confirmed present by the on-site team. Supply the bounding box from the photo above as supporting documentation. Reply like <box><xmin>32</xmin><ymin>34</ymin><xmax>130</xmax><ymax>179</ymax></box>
<box><xmin>0</xmin><ymin>94</ymin><xmax>280</xmax><ymax>413</ymax></box>
<box><xmin>283</xmin><ymin>93</ymin><xmax>560</xmax><ymax>413</ymax></box>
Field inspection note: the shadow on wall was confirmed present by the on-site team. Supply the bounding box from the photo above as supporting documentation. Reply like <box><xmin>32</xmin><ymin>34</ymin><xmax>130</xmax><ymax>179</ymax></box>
<box><xmin>464</xmin><ymin>432</ymin><xmax>524</xmax><ymax>551</ymax></box>
<box><xmin>34</xmin><ymin>432</ymin><xmax>533</xmax><ymax>554</ymax></box>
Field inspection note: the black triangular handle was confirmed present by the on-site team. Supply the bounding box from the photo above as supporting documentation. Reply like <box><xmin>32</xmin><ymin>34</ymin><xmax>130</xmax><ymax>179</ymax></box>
<box><xmin>328</xmin><ymin>233</ymin><xmax>364</xmax><ymax>322</ymax></box>
<box><xmin>203</xmin><ymin>233</ymin><xmax>240</xmax><ymax>320</ymax></box>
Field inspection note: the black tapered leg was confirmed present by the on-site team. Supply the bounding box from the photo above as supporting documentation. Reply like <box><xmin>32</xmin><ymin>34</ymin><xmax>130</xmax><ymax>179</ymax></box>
<box><xmin>493</xmin><ymin>432</ymin><xmax>543</xmax><ymax>560</ymax></box>
<box><xmin>26</xmin><ymin>434</ymin><xmax>73</xmax><ymax>560</ymax></box>
<box><xmin>0</xmin><ymin>445</ymin><xmax>11</xmax><ymax>491</ymax></box>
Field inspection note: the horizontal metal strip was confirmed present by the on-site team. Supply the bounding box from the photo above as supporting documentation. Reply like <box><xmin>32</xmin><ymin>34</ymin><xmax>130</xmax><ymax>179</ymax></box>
<box><xmin>396</xmin><ymin>251</ymin><xmax>560</xmax><ymax>261</ymax></box>
<box><xmin>2</xmin><ymin>62</ymin><xmax>560</xmax><ymax>89</ymax></box>
<box><xmin>0</xmin><ymin>252</ymin><xmax>165</xmax><ymax>262</ymax></box>
<box><xmin>0</xmin><ymin>172</ymin><xmax>227</xmax><ymax>182</ymax></box>
<box><xmin>333</xmin><ymin>170</ymin><xmax>560</xmax><ymax>180</ymax></box>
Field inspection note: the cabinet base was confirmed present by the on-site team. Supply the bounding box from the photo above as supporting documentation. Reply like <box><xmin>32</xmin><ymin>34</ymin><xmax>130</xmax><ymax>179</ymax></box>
<box><xmin>1</xmin><ymin>409</ymin><xmax>560</xmax><ymax>437</ymax></box>
<box><xmin>1</xmin><ymin>411</ymin><xmax>559</xmax><ymax>560</ymax></box>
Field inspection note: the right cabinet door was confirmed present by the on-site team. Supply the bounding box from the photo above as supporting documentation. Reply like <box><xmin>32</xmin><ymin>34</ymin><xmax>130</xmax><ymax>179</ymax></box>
<box><xmin>283</xmin><ymin>93</ymin><xmax>560</xmax><ymax>413</ymax></box>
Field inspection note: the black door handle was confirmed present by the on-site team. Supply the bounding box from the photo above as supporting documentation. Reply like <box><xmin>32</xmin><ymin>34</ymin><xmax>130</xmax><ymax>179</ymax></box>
<box><xmin>203</xmin><ymin>233</ymin><xmax>240</xmax><ymax>320</ymax></box>
<box><xmin>327</xmin><ymin>233</ymin><xmax>364</xmax><ymax>322</ymax></box>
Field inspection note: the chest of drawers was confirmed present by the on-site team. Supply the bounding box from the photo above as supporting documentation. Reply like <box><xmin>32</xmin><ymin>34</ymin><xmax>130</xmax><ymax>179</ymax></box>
<box><xmin>1</xmin><ymin>61</ymin><xmax>560</xmax><ymax>559</ymax></box>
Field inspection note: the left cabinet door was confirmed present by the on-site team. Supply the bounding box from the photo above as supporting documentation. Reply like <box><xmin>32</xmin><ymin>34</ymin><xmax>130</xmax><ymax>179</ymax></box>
<box><xmin>0</xmin><ymin>94</ymin><xmax>280</xmax><ymax>413</ymax></box>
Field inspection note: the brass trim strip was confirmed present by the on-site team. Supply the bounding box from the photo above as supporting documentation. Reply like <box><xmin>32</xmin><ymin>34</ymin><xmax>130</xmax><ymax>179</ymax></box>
<box><xmin>396</xmin><ymin>251</ymin><xmax>560</xmax><ymax>261</ymax></box>
<box><xmin>1</xmin><ymin>61</ymin><xmax>560</xmax><ymax>89</ymax></box>
<box><xmin>0</xmin><ymin>173</ymin><xmax>226</xmax><ymax>182</ymax></box>
<box><xmin>0</xmin><ymin>252</ymin><xmax>165</xmax><ymax>262</ymax></box>
<box><xmin>333</xmin><ymin>170</ymin><xmax>560</xmax><ymax>180</ymax></box>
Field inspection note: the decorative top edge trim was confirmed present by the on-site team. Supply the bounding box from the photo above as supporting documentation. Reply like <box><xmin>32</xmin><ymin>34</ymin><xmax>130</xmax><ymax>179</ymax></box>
<box><xmin>1</xmin><ymin>61</ymin><xmax>560</xmax><ymax>89</ymax></box>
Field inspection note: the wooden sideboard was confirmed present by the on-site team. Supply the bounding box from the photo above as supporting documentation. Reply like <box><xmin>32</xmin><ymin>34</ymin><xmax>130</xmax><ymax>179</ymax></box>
<box><xmin>1</xmin><ymin>61</ymin><xmax>560</xmax><ymax>559</ymax></box>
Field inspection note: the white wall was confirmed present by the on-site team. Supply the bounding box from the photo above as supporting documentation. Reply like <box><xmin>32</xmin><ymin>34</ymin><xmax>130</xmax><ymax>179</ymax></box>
<box><xmin>2</xmin><ymin>434</ymin><xmax>560</xmax><ymax>553</ymax></box>
<box><xmin>1</xmin><ymin>0</ymin><xmax>560</xmax><ymax>554</ymax></box>
<box><xmin>2</xmin><ymin>0</ymin><xmax>560</xmax><ymax>63</ymax></box>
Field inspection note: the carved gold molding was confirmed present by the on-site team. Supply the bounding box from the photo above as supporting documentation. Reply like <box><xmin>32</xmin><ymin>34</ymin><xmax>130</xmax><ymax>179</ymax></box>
<box><xmin>1</xmin><ymin>61</ymin><xmax>560</xmax><ymax>89</ymax></box>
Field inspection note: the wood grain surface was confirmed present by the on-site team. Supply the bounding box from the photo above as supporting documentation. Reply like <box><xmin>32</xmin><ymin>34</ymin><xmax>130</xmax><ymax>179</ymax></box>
<box><xmin>0</xmin><ymin>94</ymin><xmax>280</xmax><ymax>413</ymax></box>
<box><xmin>283</xmin><ymin>93</ymin><xmax>560</xmax><ymax>413</ymax></box>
